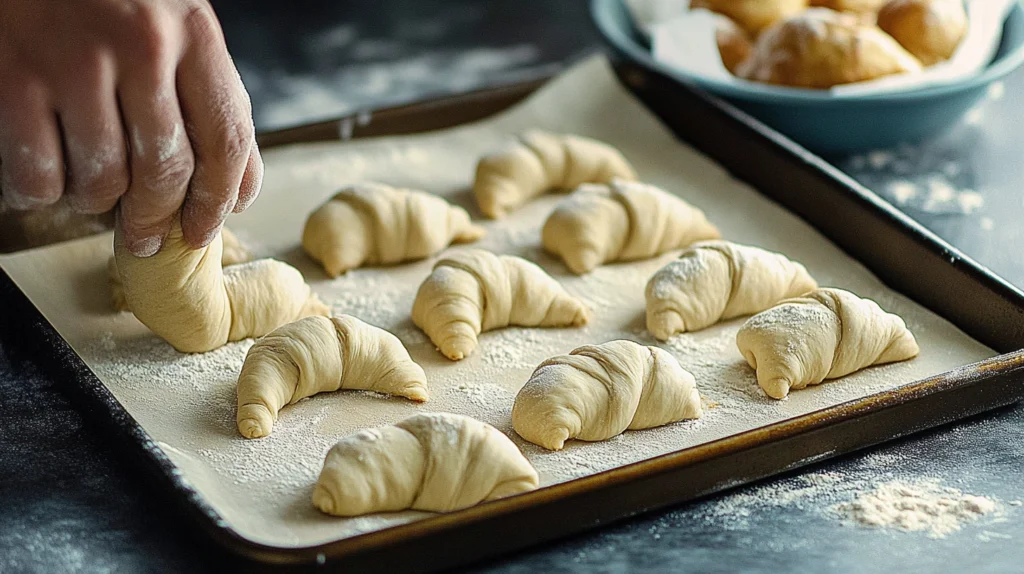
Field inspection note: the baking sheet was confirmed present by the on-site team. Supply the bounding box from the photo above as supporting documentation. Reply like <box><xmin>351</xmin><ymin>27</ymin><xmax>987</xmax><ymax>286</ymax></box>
<box><xmin>0</xmin><ymin>56</ymin><xmax>994</xmax><ymax>549</ymax></box>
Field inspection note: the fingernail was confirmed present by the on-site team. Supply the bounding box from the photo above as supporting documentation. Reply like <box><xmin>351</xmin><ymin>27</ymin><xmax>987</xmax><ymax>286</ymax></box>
<box><xmin>128</xmin><ymin>235</ymin><xmax>163</xmax><ymax>258</ymax></box>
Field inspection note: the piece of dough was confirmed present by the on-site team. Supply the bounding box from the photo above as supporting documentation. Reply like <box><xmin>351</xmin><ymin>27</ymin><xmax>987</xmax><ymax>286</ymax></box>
<box><xmin>302</xmin><ymin>182</ymin><xmax>485</xmax><ymax>277</ymax></box>
<box><xmin>542</xmin><ymin>179</ymin><xmax>720</xmax><ymax>275</ymax></box>
<box><xmin>512</xmin><ymin>340</ymin><xmax>703</xmax><ymax>451</ymax></box>
<box><xmin>114</xmin><ymin>217</ymin><xmax>328</xmax><ymax>353</ymax></box>
<box><xmin>737</xmin><ymin>9</ymin><xmax>923</xmax><ymax>88</ymax></box>
<box><xmin>645</xmin><ymin>240</ymin><xmax>817</xmax><ymax>339</ymax></box>
<box><xmin>692</xmin><ymin>0</ymin><xmax>809</xmax><ymax>34</ymax></box>
<box><xmin>877</xmin><ymin>0</ymin><xmax>967</xmax><ymax>66</ymax></box>
<box><xmin>109</xmin><ymin>227</ymin><xmax>251</xmax><ymax>312</ymax></box>
<box><xmin>412</xmin><ymin>248</ymin><xmax>591</xmax><ymax>361</ymax></box>
<box><xmin>236</xmin><ymin>315</ymin><xmax>428</xmax><ymax>439</ymax></box>
<box><xmin>736</xmin><ymin>287</ymin><xmax>920</xmax><ymax>399</ymax></box>
<box><xmin>473</xmin><ymin>130</ymin><xmax>637</xmax><ymax>219</ymax></box>
<box><xmin>313</xmin><ymin>413</ymin><xmax>539</xmax><ymax>516</ymax></box>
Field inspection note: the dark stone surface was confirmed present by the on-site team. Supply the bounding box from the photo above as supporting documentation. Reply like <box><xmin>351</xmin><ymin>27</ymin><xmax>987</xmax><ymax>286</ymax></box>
<box><xmin>3</xmin><ymin>2</ymin><xmax>1024</xmax><ymax>572</ymax></box>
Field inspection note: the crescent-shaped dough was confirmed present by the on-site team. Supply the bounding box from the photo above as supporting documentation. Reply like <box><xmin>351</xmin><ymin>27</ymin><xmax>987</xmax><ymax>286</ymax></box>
<box><xmin>692</xmin><ymin>0</ymin><xmax>809</xmax><ymax>33</ymax></box>
<box><xmin>473</xmin><ymin>130</ymin><xmax>637</xmax><ymax>219</ymax></box>
<box><xmin>412</xmin><ymin>248</ymin><xmax>591</xmax><ymax>361</ymax></box>
<box><xmin>542</xmin><ymin>180</ymin><xmax>720</xmax><ymax>275</ymax></box>
<box><xmin>114</xmin><ymin>218</ymin><xmax>329</xmax><ymax>354</ymax></box>
<box><xmin>645</xmin><ymin>240</ymin><xmax>817</xmax><ymax>339</ymax></box>
<box><xmin>737</xmin><ymin>9</ymin><xmax>923</xmax><ymax>89</ymax></box>
<box><xmin>313</xmin><ymin>412</ymin><xmax>539</xmax><ymax>516</ymax></box>
<box><xmin>877</xmin><ymin>0</ymin><xmax>967</xmax><ymax>66</ymax></box>
<box><xmin>512</xmin><ymin>340</ymin><xmax>703</xmax><ymax>451</ymax></box>
<box><xmin>108</xmin><ymin>227</ymin><xmax>251</xmax><ymax>312</ymax></box>
<box><xmin>302</xmin><ymin>183</ymin><xmax>485</xmax><ymax>277</ymax></box>
<box><xmin>736</xmin><ymin>287</ymin><xmax>920</xmax><ymax>399</ymax></box>
<box><xmin>236</xmin><ymin>315</ymin><xmax>429</xmax><ymax>439</ymax></box>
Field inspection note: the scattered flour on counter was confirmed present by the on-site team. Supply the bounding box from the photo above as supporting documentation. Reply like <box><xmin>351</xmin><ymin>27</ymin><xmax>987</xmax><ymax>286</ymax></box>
<box><xmin>835</xmin><ymin>479</ymin><xmax>999</xmax><ymax>538</ymax></box>
<box><xmin>846</xmin><ymin>144</ymin><xmax>985</xmax><ymax>216</ymax></box>
<box><xmin>988</xmin><ymin>81</ymin><xmax>1006</xmax><ymax>100</ymax></box>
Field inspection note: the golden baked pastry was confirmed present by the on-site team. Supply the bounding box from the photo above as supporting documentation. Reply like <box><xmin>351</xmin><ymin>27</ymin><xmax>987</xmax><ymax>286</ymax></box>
<box><xmin>877</xmin><ymin>0</ymin><xmax>967</xmax><ymax>66</ymax></box>
<box><xmin>691</xmin><ymin>0</ymin><xmax>809</xmax><ymax>34</ymax></box>
<box><xmin>810</xmin><ymin>0</ymin><xmax>889</xmax><ymax>15</ymax></box>
<box><xmin>716</xmin><ymin>17</ymin><xmax>753</xmax><ymax>74</ymax></box>
<box><xmin>737</xmin><ymin>9</ymin><xmax>923</xmax><ymax>88</ymax></box>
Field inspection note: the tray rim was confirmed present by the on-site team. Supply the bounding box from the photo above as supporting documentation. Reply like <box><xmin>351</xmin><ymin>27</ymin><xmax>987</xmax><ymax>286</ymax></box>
<box><xmin>4</xmin><ymin>59</ymin><xmax>1024</xmax><ymax>571</ymax></box>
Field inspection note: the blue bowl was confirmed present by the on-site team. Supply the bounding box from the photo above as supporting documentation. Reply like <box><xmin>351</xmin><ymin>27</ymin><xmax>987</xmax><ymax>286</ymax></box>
<box><xmin>592</xmin><ymin>0</ymin><xmax>1024</xmax><ymax>154</ymax></box>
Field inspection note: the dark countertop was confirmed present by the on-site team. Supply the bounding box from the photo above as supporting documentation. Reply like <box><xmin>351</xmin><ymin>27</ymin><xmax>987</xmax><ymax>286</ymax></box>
<box><xmin>3</xmin><ymin>2</ymin><xmax>1024</xmax><ymax>572</ymax></box>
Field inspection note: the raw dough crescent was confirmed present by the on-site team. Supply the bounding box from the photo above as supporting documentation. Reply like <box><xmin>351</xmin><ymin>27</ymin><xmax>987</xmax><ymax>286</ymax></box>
<box><xmin>235</xmin><ymin>315</ymin><xmax>429</xmax><ymax>439</ymax></box>
<box><xmin>108</xmin><ymin>227</ymin><xmax>251</xmax><ymax>312</ymax></box>
<box><xmin>736</xmin><ymin>287</ymin><xmax>920</xmax><ymax>399</ymax></box>
<box><xmin>302</xmin><ymin>182</ymin><xmax>485</xmax><ymax>277</ymax></box>
<box><xmin>542</xmin><ymin>179</ymin><xmax>720</xmax><ymax>275</ymax></box>
<box><xmin>411</xmin><ymin>248</ymin><xmax>591</xmax><ymax>361</ymax></box>
<box><xmin>113</xmin><ymin>218</ymin><xmax>328</xmax><ymax>353</ymax></box>
<box><xmin>512</xmin><ymin>340</ymin><xmax>703</xmax><ymax>451</ymax></box>
<box><xmin>645</xmin><ymin>240</ymin><xmax>817</xmax><ymax>339</ymax></box>
<box><xmin>313</xmin><ymin>412</ymin><xmax>539</xmax><ymax>516</ymax></box>
<box><xmin>473</xmin><ymin>130</ymin><xmax>637</xmax><ymax>219</ymax></box>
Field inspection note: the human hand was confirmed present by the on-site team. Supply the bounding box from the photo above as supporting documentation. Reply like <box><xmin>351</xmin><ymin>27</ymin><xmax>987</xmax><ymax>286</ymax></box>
<box><xmin>0</xmin><ymin>0</ymin><xmax>263</xmax><ymax>256</ymax></box>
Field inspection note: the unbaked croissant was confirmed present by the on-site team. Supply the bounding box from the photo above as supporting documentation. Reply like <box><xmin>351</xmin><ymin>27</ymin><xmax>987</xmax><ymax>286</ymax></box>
<box><xmin>737</xmin><ymin>9</ymin><xmax>923</xmax><ymax>88</ymax></box>
<box><xmin>236</xmin><ymin>315</ymin><xmax>428</xmax><ymax>439</ymax></box>
<box><xmin>736</xmin><ymin>287</ymin><xmax>920</xmax><ymax>399</ymax></box>
<box><xmin>473</xmin><ymin>130</ymin><xmax>637</xmax><ymax>219</ymax></box>
<box><xmin>313</xmin><ymin>412</ymin><xmax>539</xmax><ymax>516</ymax></box>
<box><xmin>512</xmin><ymin>340</ymin><xmax>703</xmax><ymax>451</ymax></box>
<box><xmin>114</xmin><ymin>217</ymin><xmax>328</xmax><ymax>354</ymax></box>
<box><xmin>542</xmin><ymin>179</ymin><xmax>720</xmax><ymax>275</ymax></box>
<box><xmin>412</xmin><ymin>248</ymin><xmax>591</xmax><ymax>361</ymax></box>
<box><xmin>645</xmin><ymin>240</ymin><xmax>817</xmax><ymax>339</ymax></box>
<box><xmin>302</xmin><ymin>182</ymin><xmax>485</xmax><ymax>277</ymax></box>
<box><xmin>109</xmin><ymin>227</ymin><xmax>251</xmax><ymax>312</ymax></box>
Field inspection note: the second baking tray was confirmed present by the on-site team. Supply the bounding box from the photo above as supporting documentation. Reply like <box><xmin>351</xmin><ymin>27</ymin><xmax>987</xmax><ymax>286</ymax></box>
<box><xmin>2</xmin><ymin>54</ymin><xmax>1024</xmax><ymax>572</ymax></box>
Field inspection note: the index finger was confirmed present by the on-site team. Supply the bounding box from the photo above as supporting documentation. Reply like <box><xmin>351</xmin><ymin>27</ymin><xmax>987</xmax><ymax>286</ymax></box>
<box><xmin>176</xmin><ymin>6</ymin><xmax>254</xmax><ymax>248</ymax></box>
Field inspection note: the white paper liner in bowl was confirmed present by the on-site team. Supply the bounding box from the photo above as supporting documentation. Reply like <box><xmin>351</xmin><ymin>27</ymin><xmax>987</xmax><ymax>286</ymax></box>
<box><xmin>634</xmin><ymin>0</ymin><xmax>1016</xmax><ymax>96</ymax></box>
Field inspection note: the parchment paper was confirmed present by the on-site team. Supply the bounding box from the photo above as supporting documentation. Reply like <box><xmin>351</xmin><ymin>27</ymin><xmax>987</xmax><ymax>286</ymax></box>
<box><xmin>0</xmin><ymin>56</ymin><xmax>994</xmax><ymax>549</ymax></box>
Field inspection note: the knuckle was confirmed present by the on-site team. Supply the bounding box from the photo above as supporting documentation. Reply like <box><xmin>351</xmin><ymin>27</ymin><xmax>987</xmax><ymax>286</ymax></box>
<box><xmin>124</xmin><ymin>6</ymin><xmax>174</xmax><ymax>65</ymax></box>
<box><xmin>183</xmin><ymin>4</ymin><xmax>224</xmax><ymax>46</ymax></box>
<box><xmin>140</xmin><ymin>151</ymin><xmax>195</xmax><ymax>194</ymax></box>
<box><xmin>206</xmin><ymin>117</ymin><xmax>253</xmax><ymax>165</ymax></box>
<box><xmin>2</xmin><ymin>153</ymin><xmax>62</xmax><ymax>203</ymax></box>
<box><xmin>71</xmin><ymin>163</ymin><xmax>128</xmax><ymax>206</ymax></box>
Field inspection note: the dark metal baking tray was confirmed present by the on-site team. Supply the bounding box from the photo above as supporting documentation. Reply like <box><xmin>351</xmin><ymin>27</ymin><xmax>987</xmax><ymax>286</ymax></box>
<box><xmin>3</xmin><ymin>54</ymin><xmax>1024</xmax><ymax>572</ymax></box>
